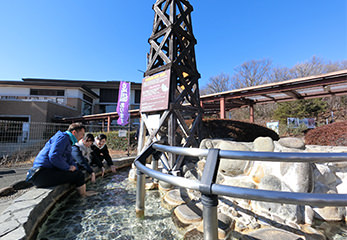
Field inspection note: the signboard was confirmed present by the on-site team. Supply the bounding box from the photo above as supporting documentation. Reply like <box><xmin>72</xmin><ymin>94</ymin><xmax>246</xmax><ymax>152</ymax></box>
<box><xmin>287</xmin><ymin>118</ymin><xmax>315</xmax><ymax>129</ymax></box>
<box><xmin>117</xmin><ymin>81</ymin><xmax>130</xmax><ymax>126</ymax></box>
<box><xmin>140</xmin><ymin>70</ymin><xmax>170</xmax><ymax>113</ymax></box>
<box><xmin>146</xmin><ymin>114</ymin><xmax>161</xmax><ymax>132</ymax></box>
<box><xmin>300</xmin><ymin>118</ymin><xmax>315</xmax><ymax>129</ymax></box>
<box><xmin>118</xmin><ymin>130</ymin><xmax>127</xmax><ymax>137</ymax></box>
<box><xmin>266</xmin><ymin>121</ymin><xmax>279</xmax><ymax>134</ymax></box>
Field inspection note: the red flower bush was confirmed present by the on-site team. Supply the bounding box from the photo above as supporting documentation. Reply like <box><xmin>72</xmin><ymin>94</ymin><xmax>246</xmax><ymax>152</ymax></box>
<box><xmin>305</xmin><ymin>121</ymin><xmax>347</xmax><ymax>146</ymax></box>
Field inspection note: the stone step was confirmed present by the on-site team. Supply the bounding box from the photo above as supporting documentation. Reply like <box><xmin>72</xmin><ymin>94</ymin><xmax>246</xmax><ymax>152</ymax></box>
<box><xmin>242</xmin><ymin>228</ymin><xmax>305</xmax><ymax>240</ymax></box>
<box><xmin>196</xmin><ymin>212</ymin><xmax>235</xmax><ymax>239</ymax></box>
<box><xmin>174</xmin><ymin>201</ymin><xmax>202</xmax><ymax>225</ymax></box>
<box><xmin>162</xmin><ymin>188</ymin><xmax>190</xmax><ymax>210</ymax></box>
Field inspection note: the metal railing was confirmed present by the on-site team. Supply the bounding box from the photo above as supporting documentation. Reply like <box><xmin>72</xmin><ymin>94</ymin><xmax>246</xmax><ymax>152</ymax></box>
<box><xmin>134</xmin><ymin>143</ymin><xmax>347</xmax><ymax>240</ymax></box>
<box><xmin>0</xmin><ymin>120</ymin><xmax>132</xmax><ymax>165</ymax></box>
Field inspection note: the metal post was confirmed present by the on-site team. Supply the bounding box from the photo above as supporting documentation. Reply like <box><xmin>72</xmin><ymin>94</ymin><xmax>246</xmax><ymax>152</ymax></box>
<box><xmin>127</xmin><ymin>120</ymin><xmax>130</xmax><ymax>156</ymax></box>
<box><xmin>151</xmin><ymin>156</ymin><xmax>159</xmax><ymax>184</ymax></box>
<box><xmin>135</xmin><ymin>169</ymin><xmax>146</xmax><ymax>218</ymax></box>
<box><xmin>199</xmin><ymin>148</ymin><xmax>220</xmax><ymax>240</ymax></box>
<box><xmin>201</xmin><ymin>194</ymin><xmax>218</xmax><ymax>240</ymax></box>
<box><xmin>137</xmin><ymin>118</ymin><xmax>145</xmax><ymax>155</ymax></box>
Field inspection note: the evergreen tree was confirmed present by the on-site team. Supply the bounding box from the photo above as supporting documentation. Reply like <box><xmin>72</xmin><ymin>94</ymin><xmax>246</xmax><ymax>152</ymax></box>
<box><xmin>273</xmin><ymin>98</ymin><xmax>327</xmax><ymax>124</ymax></box>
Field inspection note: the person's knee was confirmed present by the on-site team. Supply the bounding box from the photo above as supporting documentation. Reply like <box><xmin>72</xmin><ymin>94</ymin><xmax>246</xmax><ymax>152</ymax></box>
<box><xmin>74</xmin><ymin>170</ymin><xmax>85</xmax><ymax>187</ymax></box>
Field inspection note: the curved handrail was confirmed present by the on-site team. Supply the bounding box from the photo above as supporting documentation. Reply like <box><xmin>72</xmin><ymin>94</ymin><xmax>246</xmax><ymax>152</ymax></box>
<box><xmin>153</xmin><ymin>143</ymin><xmax>347</xmax><ymax>163</ymax></box>
<box><xmin>135</xmin><ymin>159</ymin><xmax>347</xmax><ymax>207</ymax></box>
<box><xmin>135</xmin><ymin>143</ymin><xmax>347</xmax><ymax>207</ymax></box>
<box><xmin>135</xmin><ymin>160</ymin><xmax>200</xmax><ymax>190</ymax></box>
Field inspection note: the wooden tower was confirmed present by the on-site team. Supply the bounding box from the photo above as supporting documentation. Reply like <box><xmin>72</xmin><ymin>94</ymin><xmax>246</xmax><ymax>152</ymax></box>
<box><xmin>139</xmin><ymin>0</ymin><xmax>203</xmax><ymax>174</ymax></box>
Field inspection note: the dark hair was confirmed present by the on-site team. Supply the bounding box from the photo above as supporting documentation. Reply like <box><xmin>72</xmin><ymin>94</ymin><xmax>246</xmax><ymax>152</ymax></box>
<box><xmin>67</xmin><ymin>122</ymin><xmax>85</xmax><ymax>132</ymax></box>
<box><xmin>83</xmin><ymin>133</ymin><xmax>94</xmax><ymax>142</ymax></box>
<box><xmin>96</xmin><ymin>133</ymin><xmax>107</xmax><ymax>141</ymax></box>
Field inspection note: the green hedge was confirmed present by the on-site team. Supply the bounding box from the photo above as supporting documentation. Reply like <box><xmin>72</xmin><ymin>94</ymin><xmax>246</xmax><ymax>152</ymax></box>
<box><xmin>91</xmin><ymin>131</ymin><xmax>137</xmax><ymax>151</ymax></box>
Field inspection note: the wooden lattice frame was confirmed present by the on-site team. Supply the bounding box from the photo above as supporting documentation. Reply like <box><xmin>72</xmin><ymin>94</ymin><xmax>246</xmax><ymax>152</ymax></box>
<box><xmin>140</xmin><ymin>0</ymin><xmax>203</xmax><ymax>172</ymax></box>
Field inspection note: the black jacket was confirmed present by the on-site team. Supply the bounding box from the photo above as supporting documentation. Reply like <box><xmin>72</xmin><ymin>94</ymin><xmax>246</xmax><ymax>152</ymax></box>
<box><xmin>90</xmin><ymin>144</ymin><xmax>113</xmax><ymax>168</ymax></box>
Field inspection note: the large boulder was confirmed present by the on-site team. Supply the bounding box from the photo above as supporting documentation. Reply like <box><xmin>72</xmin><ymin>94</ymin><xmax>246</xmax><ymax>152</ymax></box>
<box><xmin>198</xmin><ymin>119</ymin><xmax>279</xmax><ymax>142</ymax></box>
<box><xmin>200</xmin><ymin>139</ymin><xmax>253</xmax><ymax>177</ymax></box>
<box><xmin>279</xmin><ymin>137</ymin><xmax>305</xmax><ymax>150</ymax></box>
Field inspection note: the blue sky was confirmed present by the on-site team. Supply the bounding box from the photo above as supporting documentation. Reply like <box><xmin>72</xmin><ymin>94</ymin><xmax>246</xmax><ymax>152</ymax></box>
<box><xmin>0</xmin><ymin>0</ymin><xmax>346</xmax><ymax>87</ymax></box>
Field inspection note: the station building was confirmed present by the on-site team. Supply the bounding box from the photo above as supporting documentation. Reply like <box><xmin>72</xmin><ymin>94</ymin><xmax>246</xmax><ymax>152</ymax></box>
<box><xmin>0</xmin><ymin>78</ymin><xmax>141</xmax><ymax>123</ymax></box>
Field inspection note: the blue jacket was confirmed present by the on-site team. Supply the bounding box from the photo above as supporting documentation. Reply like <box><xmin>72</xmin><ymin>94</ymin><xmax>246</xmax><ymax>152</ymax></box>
<box><xmin>32</xmin><ymin>131</ymin><xmax>77</xmax><ymax>171</ymax></box>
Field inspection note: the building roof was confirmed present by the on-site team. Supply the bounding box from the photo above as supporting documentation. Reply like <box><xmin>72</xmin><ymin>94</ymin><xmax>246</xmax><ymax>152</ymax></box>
<box><xmin>21</xmin><ymin>78</ymin><xmax>142</xmax><ymax>89</ymax></box>
<box><xmin>0</xmin><ymin>78</ymin><xmax>142</xmax><ymax>98</ymax></box>
<box><xmin>200</xmin><ymin>69</ymin><xmax>347</xmax><ymax>113</ymax></box>
<box><xmin>61</xmin><ymin>69</ymin><xmax>347</xmax><ymax>122</ymax></box>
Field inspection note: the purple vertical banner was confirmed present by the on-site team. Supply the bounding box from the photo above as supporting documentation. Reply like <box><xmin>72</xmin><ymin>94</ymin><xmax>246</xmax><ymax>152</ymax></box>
<box><xmin>116</xmin><ymin>81</ymin><xmax>130</xmax><ymax>126</ymax></box>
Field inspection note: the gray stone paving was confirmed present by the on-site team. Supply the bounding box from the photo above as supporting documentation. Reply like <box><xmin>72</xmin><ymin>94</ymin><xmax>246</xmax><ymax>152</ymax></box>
<box><xmin>0</xmin><ymin>166</ymin><xmax>32</xmax><ymax>215</ymax></box>
<box><xmin>0</xmin><ymin>157</ymin><xmax>135</xmax><ymax>240</ymax></box>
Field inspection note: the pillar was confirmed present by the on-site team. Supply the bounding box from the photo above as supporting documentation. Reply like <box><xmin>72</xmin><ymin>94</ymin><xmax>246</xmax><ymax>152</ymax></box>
<box><xmin>220</xmin><ymin>96</ymin><xmax>225</xmax><ymax>119</ymax></box>
<box><xmin>249</xmin><ymin>104</ymin><xmax>254</xmax><ymax>123</ymax></box>
<box><xmin>107</xmin><ymin>116</ymin><xmax>111</xmax><ymax>132</ymax></box>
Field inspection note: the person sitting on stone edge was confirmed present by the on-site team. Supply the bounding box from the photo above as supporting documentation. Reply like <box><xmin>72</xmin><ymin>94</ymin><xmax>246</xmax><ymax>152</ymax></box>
<box><xmin>90</xmin><ymin>133</ymin><xmax>116</xmax><ymax>177</ymax></box>
<box><xmin>26</xmin><ymin>123</ymin><xmax>97</xmax><ymax>197</ymax></box>
<box><xmin>72</xmin><ymin>133</ymin><xmax>96</xmax><ymax>183</ymax></box>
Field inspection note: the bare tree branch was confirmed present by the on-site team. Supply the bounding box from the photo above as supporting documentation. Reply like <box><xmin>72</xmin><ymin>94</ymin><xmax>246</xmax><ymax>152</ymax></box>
<box><xmin>232</xmin><ymin>59</ymin><xmax>272</xmax><ymax>88</ymax></box>
<box><xmin>201</xmin><ymin>73</ymin><xmax>231</xmax><ymax>94</ymax></box>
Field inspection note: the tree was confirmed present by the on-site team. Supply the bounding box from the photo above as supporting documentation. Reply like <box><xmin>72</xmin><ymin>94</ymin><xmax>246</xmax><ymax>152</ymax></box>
<box><xmin>201</xmin><ymin>73</ymin><xmax>231</xmax><ymax>95</ymax></box>
<box><xmin>268</xmin><ymin>66</ymin><xmax>291</xmax><ymax>82</ymax></box>
<box><xmin>290</xmin><ymin>56</ymin><xmax>325</xmax><ymax>78</ymax></box>
<box><xmin>289</xmin><ymin>56</ymin><xmax>347</xmax><ymax>78</ymax></box>
<box><xmin>232</xmin><ymin>59</ymin><xmax>272</xmax><ymax>88</ymax></box>
<box><xmin>273</xmin><ymin>98</ymin><xmax>328</xmax><ymax>124</ymax></box>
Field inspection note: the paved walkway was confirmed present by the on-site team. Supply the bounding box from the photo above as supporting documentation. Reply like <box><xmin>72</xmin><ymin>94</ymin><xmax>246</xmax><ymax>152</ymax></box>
<box><xmin>0</xmin><ymin>167</ymin><xmax>30</xmax><ymax>189</ymax></box>
<box><xmin>0</xmin><ymin>166</ymin><xmax>32</xmax><ymax>214</ymax></box>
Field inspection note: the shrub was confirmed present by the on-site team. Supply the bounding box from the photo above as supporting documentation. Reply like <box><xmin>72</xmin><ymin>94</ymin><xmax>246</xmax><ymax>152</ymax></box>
<box><xmin>305</xmin><ymin>121</ymin><xmax>347</xmax><ymax>146</ymax></box>
<box><xmin>280</xmin><ymin>123</ymin><xmax>308</xmax><ymax>137</ymax></box>
<box><xmin>274</xmin><ymin>99</ymin><xmax>327</xmax><ymax>124</ymax></box>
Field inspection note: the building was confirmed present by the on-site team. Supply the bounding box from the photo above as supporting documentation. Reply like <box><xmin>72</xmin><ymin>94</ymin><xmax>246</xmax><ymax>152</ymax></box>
<box><xmin>0</xmin><ymin>78</ymin><xmax>141</xmax><ymax>123</ymax></box>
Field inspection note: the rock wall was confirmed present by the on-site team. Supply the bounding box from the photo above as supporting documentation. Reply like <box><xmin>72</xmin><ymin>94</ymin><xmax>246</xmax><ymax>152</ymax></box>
<box><xmin>198</xmin><ymin>138</ymin><xmax>347</xmax><ymax>224</ymax></box>
<box><xmin>164</xmin><ymin>137</ymin><xmax>347</xmax><ymax>239</ymax></box>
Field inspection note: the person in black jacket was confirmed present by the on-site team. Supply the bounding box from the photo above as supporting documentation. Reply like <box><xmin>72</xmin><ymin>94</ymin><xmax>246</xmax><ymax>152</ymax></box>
<box><xmin>71</xmin><ymin>133</ymin><xmax>96</xmax><ymax>183</ymax></box>
<box><xmin>90</xmin><ymin>134</ymin><xmax>116</xmax><ymax>177</ymax></box>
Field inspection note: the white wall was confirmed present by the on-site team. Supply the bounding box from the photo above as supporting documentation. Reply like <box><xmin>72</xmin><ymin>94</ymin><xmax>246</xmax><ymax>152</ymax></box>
<box><xmin>65</xmin><ymin>89</ymin><xmax>81</xmax><ymax>98</ymax></box>
<box><xmin>0</xmin><ymin>87</ymin><xmax>29</xmax><ymax>96</ymax></box>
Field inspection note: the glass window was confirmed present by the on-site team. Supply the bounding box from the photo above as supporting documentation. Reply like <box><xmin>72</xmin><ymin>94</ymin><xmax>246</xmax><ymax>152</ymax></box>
<box><xmin>82</xmin><ymin>101</ymin><xmax>92</xmax><ymax>115</ymax></box>
<box><xmin>83</xmin><ymin>94</ymin><xmax>93</xmax><ymax>103</ymax></box>
<box><xmin>30</xmin><ymin>89</ymin><xmax>65</xmax><ymax>96</ymax></box>
<box><xmin>100</xmin><ymin>89</ymin><xmax>118</xmax><ymax>103</ymax></box>
<box><xmin>135</xmin><ymin>90</ymin><xmax>141</xmax><ymax>103</ymax></box>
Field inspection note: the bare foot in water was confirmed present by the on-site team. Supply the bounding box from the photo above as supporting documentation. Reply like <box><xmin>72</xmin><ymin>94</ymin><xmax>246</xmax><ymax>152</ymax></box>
<box><xmin>84</xmin><ymin>191</ymin><xmax>98</xmax><ymax>197</ymax></box>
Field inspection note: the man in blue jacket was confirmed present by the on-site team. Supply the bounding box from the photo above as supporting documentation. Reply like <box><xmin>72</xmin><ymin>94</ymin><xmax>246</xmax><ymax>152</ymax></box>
<box><xmin>26</xmin><ymin>123</ymin><xmax>96</xmax><ymax>197</ymax></box>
